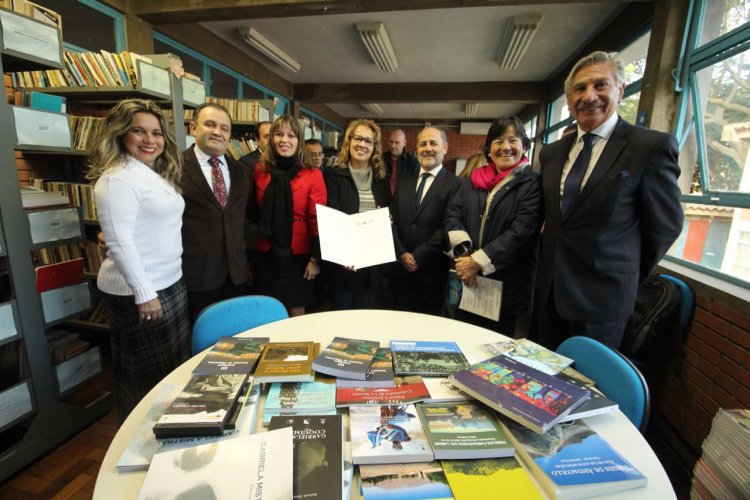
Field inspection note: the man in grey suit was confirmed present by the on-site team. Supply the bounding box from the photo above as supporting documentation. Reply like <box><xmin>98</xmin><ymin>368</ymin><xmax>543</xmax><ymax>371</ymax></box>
<box><xmin>182</xmin><ymin>102</ymin><xmax>251</xmax><ymax>323</ymax></box>
<box><xmin>390</xmin><ymin>127</ymin><xmax>461</xmax><ymax>315</ymax></box>
<box><xmin>532</xmin><ymin>51</ymin><xmax>683</xmax><ymax>349</ymax></box>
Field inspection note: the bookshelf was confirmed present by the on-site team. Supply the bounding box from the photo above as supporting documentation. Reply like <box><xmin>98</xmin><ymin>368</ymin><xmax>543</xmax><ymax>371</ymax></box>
<box><xmin>0</xmin><ymin>7</ymin><xmax>111</xmax><ymax>482</ymax></box>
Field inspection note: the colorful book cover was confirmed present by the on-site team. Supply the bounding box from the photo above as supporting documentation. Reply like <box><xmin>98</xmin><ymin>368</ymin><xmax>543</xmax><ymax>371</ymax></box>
<box><xmin>359</xmin><ymin>462</ymin><xmax>452</xmax><ymax>500</ymax></box>
<box><xmin>311</xmin><ymin>336</ymin><xmax>379</xmax><ymax>380</ymax></box>
<box><xmin>416</xmin><ymin>402</ymin><xmax>515</xmax><ymax>459</ymax></box>
<box><xmin>268</xmin><ymin>414</ymin><xmax>343</xmax><ymax>500</ymax></box>
<box><xmin>153</xmin><ymin>373</ymin><xmax>248</xmax><ymax>438</ymax></box>
<box><xmin>336</xmin><ymin>376</ymin><xmax>429</xmax><ymax>407</ymax></box>
<box><xmin>504</xmin><ymin>420</ymin><xmax>648</xmax><ymax>499</ymax></box>
<box><xmin>192</xmin><ymin>336</ymin><xmax>269</xmax><ymax>376</ymax></box>
<box><xmin>336</xmin><ymin>347</ymin><xmax>395</xmax><ymax>388</ymax></box>
<box><xmin>350</xmin><ymin>404</ymin><xmax>434</xmax><ymax>464</ymax></box>
<box><xmin>506</xmin><ymin>339</ymin><xmax>574</xmax><ymax>375</ymax></box>
<box><xmin>137</xmin><ymin>427</ymin><xmax>293</xmax><ymax>500</ymax></box>
<box><xmin>265</xmin><ymin>381</ymin><xmax>336</xmax><ymax>413</ymax></box>
<box><xmin>449</xmin><ymin>354</ymin><xmax>590</xmax><ymax>434</ymax></box>
<box><xmin>423</xmin><ymin>376</ymin><xmax>470</xmax><ymax>403</ymax></box>
<box><xmin>442</xmin><ymin>457</ymin><xmax>541</xmax><ymax>499</ymax></box>
<box><xmin>254</xmin><ymin>342</ymin><xmax>318</xmax><ymax>383</ymax></box>
<box><xmin>390</xmin><ymin>340</ymin><xmax>469</xmax><ymax>377</ymax></box>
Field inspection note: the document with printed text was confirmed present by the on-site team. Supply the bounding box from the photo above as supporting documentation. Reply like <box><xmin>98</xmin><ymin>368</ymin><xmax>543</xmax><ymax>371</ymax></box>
<box><xmin>459</xmin><ymin>276</ymin><xmax>503</xmax><ymax>321</ymax></box>
<box><xmin>317</xmin><ymin>204</ymin><xmax>396</xmax><ymax>270</ymax></box>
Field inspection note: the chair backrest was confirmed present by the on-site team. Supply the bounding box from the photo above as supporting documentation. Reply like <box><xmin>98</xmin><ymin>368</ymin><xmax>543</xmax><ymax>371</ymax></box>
<box><xmin>659</xmin><ymin>273</ymin><xmax>695</xmax><ymax>335</ymax></box>
<box><xmin>557</xmin><ymin>336</ymin><xmax>651</xmax><ymax>433</ymax></box>
<box><xmin>191</xmin><ymin>295</ymin><xmax>288</xmax><ymax>354</ymax></box>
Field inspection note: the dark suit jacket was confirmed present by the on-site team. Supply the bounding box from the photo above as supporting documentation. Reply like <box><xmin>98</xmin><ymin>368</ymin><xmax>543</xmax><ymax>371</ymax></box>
<box><xmin>536</xmin><ymin>117</ymin><xmax>683</xmax><ymax>322</ymax></box>
<box><xmin>239</xmin><ymin>149</ymin><xmax>262</xmax><ymax>170</ymax></box>
<box><xmin>391</xmin><ymin>168</ymin><xmax>461</xmax><ymax>283</ymax></box>
<box><xmin>181</xmin><ymin>146</ymin><xmax>252</xmax><ymax>292</ymax></box>
<box><xmin>383</xmin><ymin>150</ymin><xmax>419</xmax><ymax>186</ymax></box>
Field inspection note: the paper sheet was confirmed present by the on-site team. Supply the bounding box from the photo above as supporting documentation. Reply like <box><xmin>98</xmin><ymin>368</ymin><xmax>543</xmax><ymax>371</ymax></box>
<box><xmin>459</xmin><ymin>276</ymin><xmax>503</xmax><ymax>321</ymax></box>
<box><xmin>317</xmin><ymin>204</ymin><xmax>396</xmax><ymax>269</ymax></box>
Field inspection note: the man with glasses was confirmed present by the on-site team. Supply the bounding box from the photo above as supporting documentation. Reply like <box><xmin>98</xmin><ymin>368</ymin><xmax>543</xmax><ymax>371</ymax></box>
<box><xmin>305</xmin><ymin>139</ymin><xmax>325</xmax><ymax>169</ymax></box>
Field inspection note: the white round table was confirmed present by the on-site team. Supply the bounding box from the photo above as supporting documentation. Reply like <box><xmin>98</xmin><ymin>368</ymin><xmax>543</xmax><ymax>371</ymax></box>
<box><xmin>94</xmin><ymin>310</ymin><xmax>676</xmax><ymax>499</ymax></box>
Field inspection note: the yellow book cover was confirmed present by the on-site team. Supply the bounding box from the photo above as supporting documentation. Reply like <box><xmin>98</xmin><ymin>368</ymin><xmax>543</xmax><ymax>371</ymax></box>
<box><xmin>254</xmin><ymin>342</ymin><xmax>318</xmax><ymax>383</ymax></box>
<box><xmin>442</xmin><ymin>457</ymin><xmax>541</xmax><ymax>499</ymax></box>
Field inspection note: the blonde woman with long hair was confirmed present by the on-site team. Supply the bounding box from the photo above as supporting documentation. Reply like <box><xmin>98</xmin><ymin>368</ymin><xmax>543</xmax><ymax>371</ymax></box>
<box><xmin>88</xmin><ymin>98</ymin><xmax>190</xmax><ymax>423</ymax></box>
<box><xmin>323</xmin><ymin>118</ymin><xmax>391</xmax><ymax>309</ymax></box>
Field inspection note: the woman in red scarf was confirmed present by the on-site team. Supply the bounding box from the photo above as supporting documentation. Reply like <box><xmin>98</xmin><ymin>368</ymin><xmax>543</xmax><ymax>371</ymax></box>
<box><xmin>445</xmin><ymin>116</ymin><xmax>544</xmax><ymax>336</ymax></box>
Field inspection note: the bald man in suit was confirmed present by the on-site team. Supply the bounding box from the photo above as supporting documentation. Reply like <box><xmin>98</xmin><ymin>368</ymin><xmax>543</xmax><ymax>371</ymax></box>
<box><xmin>532</xmin><ymin>51</ymin><xmax>683</xmax><ymax>350</ymax></box>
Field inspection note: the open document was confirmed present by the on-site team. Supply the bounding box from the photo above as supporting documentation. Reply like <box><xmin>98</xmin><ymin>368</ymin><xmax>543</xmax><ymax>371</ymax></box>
<box><xmin>459</xmin><ymin>276</ymin><xmax>503</xmax><ymax>321</ymax></box>
<box><xmin>317</xmin><ymin>204</ymin><xmax>396</xmax><ymax>270</ymax></box>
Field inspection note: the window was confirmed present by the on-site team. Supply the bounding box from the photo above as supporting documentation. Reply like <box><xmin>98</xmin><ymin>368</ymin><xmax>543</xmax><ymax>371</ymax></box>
<box><xmin>543</xmin><ymin>29</ymin><xmax>651</xmax><ymax>143</ymax></box>
<box><xmin>671</xmin><ymin>0</ymin><xmax>750</xmax><ymax>287</ymax></box>
<box><xmin>31</xmin><ymin>0</ymin><xmax>124</xmax><ymax>52</ymax></box>
<box><xmin>523</xmin><ymin>116</ymin><xmax>537</xmax><ymax>163</ymax></box>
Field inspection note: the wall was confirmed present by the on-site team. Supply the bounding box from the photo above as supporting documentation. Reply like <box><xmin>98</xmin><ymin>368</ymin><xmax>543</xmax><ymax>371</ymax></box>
<box><xmin>380</xmin><ymin>128</ymin><xmax>485</xmax><ymax>172</ymax></box>
<box><xmin>647</xmin><ymin>264</ymin><xmax>750</xmax><ymax>496</ymax></box>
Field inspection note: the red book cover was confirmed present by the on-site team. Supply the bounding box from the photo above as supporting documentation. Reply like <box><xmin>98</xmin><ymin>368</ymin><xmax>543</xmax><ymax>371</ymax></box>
<box><xmin>336</xmin><ymin>375</ymin><xmax>430</xmax><ymax>407</ymax></box>
<box><xmin>35</xmin><ymin>258</ymin><xmax>85</xmax><ymax>292</ymax></box>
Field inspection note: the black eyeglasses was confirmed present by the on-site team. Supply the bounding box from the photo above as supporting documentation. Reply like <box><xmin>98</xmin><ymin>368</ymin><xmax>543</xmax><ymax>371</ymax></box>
<box><xmin>350</xmin><ymin>135</ymin><xmax>375</xmax><ymax>147</ymax></box>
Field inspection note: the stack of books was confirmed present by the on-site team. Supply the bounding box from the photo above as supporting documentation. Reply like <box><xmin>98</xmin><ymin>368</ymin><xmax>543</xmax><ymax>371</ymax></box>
<box><xmin>692</xmin><ymin>408</ymin><xmax>750</xmax><ymax>499</ymax></box>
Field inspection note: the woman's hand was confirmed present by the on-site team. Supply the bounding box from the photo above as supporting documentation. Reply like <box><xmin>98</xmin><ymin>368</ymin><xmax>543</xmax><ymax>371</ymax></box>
<box><xmin>454</xmin><ymin>256</ymin><xmax>481</xmax><ymax>287</ymax></box>
<box><xmin>137</xmin><ymin>297</ymin><xmax>163</xmax><ymax>324</ymax></box>
<box><xmin>304</xmin><ymin>259</ymin><xmax>320</xmax><ymax>280</ymax></box>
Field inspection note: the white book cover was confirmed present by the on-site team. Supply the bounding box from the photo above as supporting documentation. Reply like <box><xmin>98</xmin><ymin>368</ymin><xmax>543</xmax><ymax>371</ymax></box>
<box><xmin>137</xmin><ymin>427</ymin><xmax>293</xmax><ymax>500</ymax></box>
<box><xmin>423</xmin><ymin>377</ymin><xmax>470</xmax><ymax>403</ymax></box>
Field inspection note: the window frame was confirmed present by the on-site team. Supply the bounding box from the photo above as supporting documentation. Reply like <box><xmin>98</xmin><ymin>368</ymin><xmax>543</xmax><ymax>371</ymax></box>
<box><xmin>669</xmin><ymin>0</ymin><xmax>750</xmax><ymax>289</ymax></box>
<box><xmin>58</xmin><ymin>0</ymin><xmax>125</xmax><ymax>53</ymax></box>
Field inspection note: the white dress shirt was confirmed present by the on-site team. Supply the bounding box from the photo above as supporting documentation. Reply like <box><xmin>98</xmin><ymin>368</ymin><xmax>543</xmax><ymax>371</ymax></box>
<box><xmin>193</xmin><ymin>145</ymin><xmax>231</xmax><ymax>193</ymax></box>
<box><xmin>559</xmin><ymin>112</ymin><xmax>619</xmax><ymax>198</ymax></box>
<box><xmin>415</xmin><ymin>164</ymin><xmax>443</xmax><ymax>204</ymax></box>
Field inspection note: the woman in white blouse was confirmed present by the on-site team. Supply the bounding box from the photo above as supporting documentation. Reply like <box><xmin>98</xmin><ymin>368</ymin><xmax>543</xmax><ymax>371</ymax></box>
<box><xmin>87</xmin><ymin>99</ymin><xmax>190</xmax><ymax>423</ymax></box>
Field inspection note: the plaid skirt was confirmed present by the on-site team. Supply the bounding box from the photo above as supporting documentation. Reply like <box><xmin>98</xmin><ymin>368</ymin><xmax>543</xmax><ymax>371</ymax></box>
<box><xmin>101</xmin><ymin>278</ymin><xmax>191</xmax><ymax>424</ymax></box>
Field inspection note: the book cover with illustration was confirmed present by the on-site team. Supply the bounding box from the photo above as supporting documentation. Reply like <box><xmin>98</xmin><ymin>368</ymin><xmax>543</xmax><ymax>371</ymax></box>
<box><xmin>416</xmin><ymin>401</ymin><xmax>515</xmax><ymax>459</ymax></box>
<box><xmin>390</xmin><ymin>340</ymin><xmax>469</xmax><ymax>377</ymax></box>
<box><xmin>350</xmin><ymin>404</ymin><xmax>433</xmax><ymax>464</ymax></box>
<box><xmin>336</xmin><ymin>347</ymin><xmax>395</xmax><ymax>388</ymax></box>
<box><xmin>359</xmin><ymin>462</ymin><xmax>452</xmax><ymax>500</ymax></box>
<box><xmin>153</xmin><ymin>373</ymin><xmax>248</xmax><ymax>439</ymax></box>
<box><xmin>505</xmin><ymin>339</ymin><xmax>574</xmax><ymax>375</ymax></box>
<box><xmin>254</xmin><ymin>342</ymin><xmax>318</xmax><ymax>383</ymax></box>
<box><xmin>265</xmin><ymin>380</ymin><xmax>336</xmax><ymax>413</ymax></box>
<box><xmin>449</xmin><ymin>354</ymin><xmax>590</xmax><ymax>434</ymax></box>
<box><xmin>336</xmin><ymin>376</ymin><xmax>429</xmax><ymax>407</ymax></box>
<box><xmin>268</xmin><ymin>414</ymin><xmax>343</xmax><ymax>500</ymax></box>
<box><xmin>311</xmin><ymin>336</ymin><xmax>379</xmax><ymax>380</ymax></box>
<box><xmin>137</xmin><ymin>427</ymin><xmax>293</xmax><ymax>500</ymax></box>
<box><xmin>442</xmin><ymin>457</ymin><xmax>541</xmax><ymax>499</ymax></box>
<box><xmin>192</xmin><ymin>336</ymin><xmax>269</xmax><ymax>376</ymax></box>
<box><xmin>503</xmin><ymin>420</ymin><xmax>647</xmax><ymax>499</ymax></box>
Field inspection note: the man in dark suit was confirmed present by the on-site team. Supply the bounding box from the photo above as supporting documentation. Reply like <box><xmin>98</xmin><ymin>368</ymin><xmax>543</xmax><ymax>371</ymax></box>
<box><xmin>238</xmin><ymin>120</ymin><xmax>270</xmax><ymax>170</ymax></box>
<box><xmin>533</xmin><ymin>51</ymin><xmax>683</xmax><ymax>349</ymax></box>
<box><xmin>182</xmin><ymin>102</ymin><xmax>252</xmax><ymax>323</ymax></box>
<box><xmin>383</xmin><ymin>129</ymin><xmax>419</xmax><ymax>194</ymax></box>
<box><xmin>390</xmin><ymin>127</ymin><xmax>461</xmax><ymax>315</ymax></box>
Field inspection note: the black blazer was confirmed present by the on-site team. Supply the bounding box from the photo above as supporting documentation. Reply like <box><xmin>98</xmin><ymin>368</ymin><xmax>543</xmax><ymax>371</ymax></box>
<box><xmin>383</xmin><ymin>150</ymin><xmax>419</xmax><ymax>186</ymax></box>
<box><xmin>323</xmin><ymin>166</ymin><xmax>391</xmax><ymax>290</ymax></box>
<box><xmin>536</xmin><ymin>117</ymin><xmax>683</xmax><ymax>322</ymax></box>
<box><xmin>391</xmin><ymin>168</ymin><xmax>461</xmax><ymax>282</ymax></box>
<box><xmin>445</xmin><ymin>166</ymin><xmax>544</xmax><ymax>316</ymax></box>
<box><xmin>238</xmin><ymin>149</ymin><xmax>262</xmax><ymax>170</ymax></box>
<box><xmin>181</xmin><ymin>146</ymin><xmax>252</xmax><ymax>292</ymax></box>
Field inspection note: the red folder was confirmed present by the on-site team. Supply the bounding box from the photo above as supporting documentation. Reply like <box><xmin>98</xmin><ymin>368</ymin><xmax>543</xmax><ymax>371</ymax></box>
<box><xmin>35</xmin><ymin>258</ymin><xmax>85</xmax><ymax>292</ymax></box>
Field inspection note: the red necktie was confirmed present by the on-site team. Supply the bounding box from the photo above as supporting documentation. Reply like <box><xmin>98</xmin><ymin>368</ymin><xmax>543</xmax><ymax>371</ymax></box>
<box><xmin>390</xmin><ymin>156</ymin><xmax>398</xmax><ymax>194</ymax></box>
<box><xmin>209</xmin><ymin>156</ymin><xmax>228</xmax><ymax>208</ymax></box>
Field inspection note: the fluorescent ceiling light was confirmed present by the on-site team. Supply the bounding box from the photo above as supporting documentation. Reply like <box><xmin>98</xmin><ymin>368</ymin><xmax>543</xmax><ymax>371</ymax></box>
<box><xmin>465</xmin><ymin>103</ymin><xmax>478</xmax><ymax>118</ymax></box>
<box><xmin>238</xmin><ymin>27</ymin><xmax>301</xmax><ymax>73</ymax></box>
<box><xmin>356</xmin><ymin>22</ymin><xmax>398</xmax><ymax>72</ymax></box>
<box><xmin>360</xmin><ymin>103</ymin><xmax>384</xmax><ymax>116</ymax></box>
<box><xmin>496</xmin><ymin>14</ymin><xmax>543</xmax><ymax>71</ymax></box>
